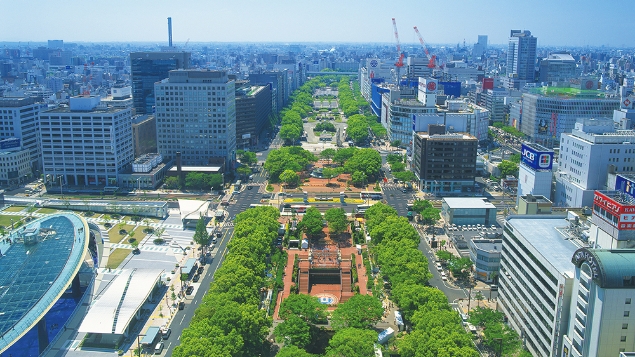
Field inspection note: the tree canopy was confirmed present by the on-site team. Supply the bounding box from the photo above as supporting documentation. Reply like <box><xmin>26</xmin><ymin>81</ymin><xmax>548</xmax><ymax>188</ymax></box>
<box><xmin>324</xmin><ymin>208</ymin><xmax>348</xmax><ymax>235</ymax></box>
<box><xmin>331</xmin><ymin>294</ymin><xmax>384</xmax><ymax>330</ymax></box>
<box><xmin>498</xmin><ymin>160</ymin><xmax>519</xmax><ymax>178</ymax></box>
<box><xmin>298</xmin><ymin>207</ymin><xmax>324</xmax><ymax>237</ymax></box>
<box><xmin>325</xmin><ymin>328</ymin><xmax>377</xmax><ymax>357</ymax></box>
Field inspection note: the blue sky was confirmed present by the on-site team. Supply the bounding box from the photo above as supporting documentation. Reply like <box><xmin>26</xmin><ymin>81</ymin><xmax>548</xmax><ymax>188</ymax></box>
<box><xmin>0</xmin><ymin>0</ymin><xmax>632</xmax><ymax>47</ymax></box>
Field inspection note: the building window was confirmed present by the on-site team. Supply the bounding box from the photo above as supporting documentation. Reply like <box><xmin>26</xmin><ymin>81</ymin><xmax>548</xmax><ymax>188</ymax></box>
<box><xmin>627</xmin><ymin>298</ymin><xmax>632</xmax><ymax>304</ymax></box>
<box><xmin>625</xmin><ymin>311</ymin><xmax>630</xmax><ymax>317</ymax></box>
<box><xmin>621</xmin><ymin>336</ymin><xmax>627</xmax><ymax>342</ymax></box>
<box><xmin>623</xmin><ymin>323</ymin><xmax>629</xmax><ymax>329</ymax></box>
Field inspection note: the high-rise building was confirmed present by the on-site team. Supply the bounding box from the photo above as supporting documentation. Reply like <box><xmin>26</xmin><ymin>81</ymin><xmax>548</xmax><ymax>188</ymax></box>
<box><xmin>472</xmin><ymin>35</ymin><xmax>488</xmax><ymax>62</ymax></box>
<box><xmin>520</xmin><ymin>88</ymin><xmax>620</xmax><ymax>146</ymax></box>
<box><xmin>555</xmin><ymin>119</ymin><xmax>635</xmax><ymax>208</ymax></box>
<box><xmin>249</xmin><ymin>71</ymin><xmax>287</xmax><ymax>114</ymax></box>
<box><xmin>0</xmin><ymin>97</ymin><xmax>46</xmax><ymax>172</ymax></box>
<box><xmin>131</xmin><ymin>115</ymin><xmax>157</xmax><ymax>157</ymax></box>
<box><xmin>506</xmin><ymin>30</ymin><xmax>537</xmax><ymax>88</ymax></box>
<box><xmin>412</xmin><ymin>127</ymin><xmax>478</xmax><ymax>195</ymax></box>
<box><xmin>130</xmin><ymin>51</ymin><xmax>191</xmax><ymax>114</ymax></box>
<box><xmin>40</xmin><ymin>96</ymin><xmax>134</xmax><ymax>186</ymax></box>
<box><xmin>563</xmin><ymin>247</ymin><xmax>635</xmax><ymax>357</ymax></box>
<box><xmin>235</xmin><ymin>82</ymin><xmax>272</xmax><ymax>149</ymax></box>
<box><xmin>539</xmin><ymin>52</ymin><xmax>577</xmax><ymax>83</ymax></box>
<box><xmin>154</xmin><ymin>70</ymin><xmax>236</xmax><ymax>169</ymax></box>
<box><xmin>499</xmin><ymin>215</ymin><xmax>578</xmax><ymax>357</ymax></box>
<box><xmin>517</xmin><ymin>142</ymin><xmax>554</xmax><ymax>201</ymax></box>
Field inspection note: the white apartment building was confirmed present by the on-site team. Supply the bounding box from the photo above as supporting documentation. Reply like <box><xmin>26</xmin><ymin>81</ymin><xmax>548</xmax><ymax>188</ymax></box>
<box><xmin>0</xmin><ymin>97</ymin><xmax>46</xmax><ymax>172</ymax></box>
<box><xmin>555</xmin><ymin>119</ymin><xmax>635</xmax><ymax>208</ymax></box>
<box><xmin>359</xmin><ymin>58</ymin><xmax>394</xmax><ymax>102</ymax></box>
<box><xmin>39</xmin><ymin>96</ymin><xmax>134</xmax><ymax>187</ymax></box>
<box><xmin>154</xmin><ymin>70</ymin><xmax>236</xmax><ymax>169</ymax></box>
<box><xmin>500</xmin><ymin>215</ymin><xmax>580</xmax><ymax>357</ymax></box>
<box><xmin>562</xmin><ymin>248</ymin><xmax>635</xmax><ymax>357</ymax></box>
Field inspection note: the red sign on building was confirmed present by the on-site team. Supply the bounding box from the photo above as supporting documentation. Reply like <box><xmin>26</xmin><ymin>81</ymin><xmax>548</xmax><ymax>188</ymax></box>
<box><xmin>594</xmin><ymin>191</ymin><xmax>635</xmax><ymax>230</ymax></box>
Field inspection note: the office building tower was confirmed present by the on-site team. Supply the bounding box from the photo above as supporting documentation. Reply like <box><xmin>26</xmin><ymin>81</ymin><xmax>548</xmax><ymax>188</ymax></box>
<box><xmin>235</xmin><ymin>82</ymin><xmax>272</xmax><ymax>149</ymax></box>
<box><xmin>472</xmin><ymin>35</ymin><xmax>488</xmax><ymax>62</ymax></box>
<box><xmin>380</xmin><ymin>84</ymin><xmax>434</xmax><ymax>147</ymax></box>
<box><xmin>0</xmin><ymin>138</ymin><xmax>31</xmax><ymax>186</ymax></box>
<box><xmin>499</xmin><ymin>215</ymin><xmax>579</xmax><ymax>357</ymax></box>
<box><xmin>0</xmin><ymin>97</ymin><xmax>46</xmax><ymax>172</ymax></box>
<box><xmin>562</xmin><ymin>248</ymin><xmax>635</xmax><ymax>357</ymax></box>
<box><xmin>520</xmin><ymin>88</ymin><xmax>620</xmax><ymax>146</ymax></box>
<box><xmin>154</xmin><ymin>70</ymin><xmax>236</xmax><ymax>169</ymax></box>
<box><xmin>506</xmin><ymin>30</ymin><xmax>537</xmax><ymax>88</ymax></box>
<box><xmin>130</xmin><ymin>51</ymin><xmax>191</xmax><ymax>114</ymax></box>
<box><xmin>517</xmin><ymin>142</ymin><xmax>554</xmax><ymax>201</ymax></box>
<box><xmin>539</xmin><ymin>52</ymin><xmax>577</xmax><ymax>83</ymax></box>
<box><xmin>40</xmin><ymin>96</ymin><xmax>134</xmax><ymax>186</ymax></box>
<box><xmin>412</xmin><ymin>126</ymin><xmax>478</xmax><ymax>195</ymax></box>
<box><xmin>555</xmin><ymin>119</ymin><xmax>635</xmax><ymax>208</ymax></box>
<box><xmin>249</xmin><ymin>71</ymin><xmax>287</xmax><ymax>114</ymax></box>
<box><xmin>131</xmin><ymin>115</ymin><xmax>157</xmax><ymax>157</ymax></box>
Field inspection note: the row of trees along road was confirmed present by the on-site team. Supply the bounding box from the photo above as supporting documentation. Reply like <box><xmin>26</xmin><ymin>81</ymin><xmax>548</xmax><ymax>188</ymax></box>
<box><xmin>264</xmin><ymin>146</ymin><xmax>382</xmax><ymax>187</ymax></box>
<box><xmin>172</xmin><ymin>206</ymin><xmax>281</xmax><ymax>356</ymax></box>
<box><xmin>387</xmin><ymin>153</ymin><xmax>416</xmax><ymax>182</ymax></box>
<box><xmin>279</xmin><ymin>76</ymin><xmax>343</xmax><ymax>144</ymax></box>
<box><xmin>337</xmin><ymin>77</ymin><xmax>386</xmax><ymax>141</ymax></box>
<box><xmin>365</xmin><ymin>202</ymin><xmax>480</xmax><ymax>357</ymax></box>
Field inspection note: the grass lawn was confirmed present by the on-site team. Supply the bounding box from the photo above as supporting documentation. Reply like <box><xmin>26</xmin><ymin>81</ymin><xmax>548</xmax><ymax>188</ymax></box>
<box><xmin>36</xmin><ymin>208</ymin><xmax>59</xmax><ymax>214</ymax></box>
<box><xmin>4</xmin><ymin>206</ymin><xmax>26</xmax><ymax>212</ymax></box>
<box><xmin>0</xmin><ymin>215</ymin><xmax>21</xmax><ymax>227</ymax></box>
<box><xmin>106</xmin><ymin>248</ymin><xmax>132</xmax><ymax>269</ymax></box>
<box><xmin>108</xmin><ymin>224</ymin><xmax>137</xmax><ymax>244</ymax></box>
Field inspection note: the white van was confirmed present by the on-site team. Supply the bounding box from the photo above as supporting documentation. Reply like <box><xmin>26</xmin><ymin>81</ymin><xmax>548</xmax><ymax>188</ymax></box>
<box><xmin>154</xmin><ymin>342</ymin><xmax>164</xmax><ymax>354</ymax></box>
<box><xmin>436</xmin><ymin>262</ymin><xmax>443</xmax><ymax>271</ymax></box>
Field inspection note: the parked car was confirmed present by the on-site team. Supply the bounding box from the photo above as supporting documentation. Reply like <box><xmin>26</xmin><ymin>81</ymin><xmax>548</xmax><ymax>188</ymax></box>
<box><xmin>154</xmin><ymin>342</ymin><xmax>164</xmax><ymax>354</ymax></box>
<box><xmin>178</xmin><ymin>301</ymin><xmax>185</xmax><ymax>310</ymax></box>
<box><xmin>193</xmin><ymin>274</ymin><xmax>200</xmax><ymax>283</ymax></box>
<box><xmin>186</xmin><ymin>286</ymin><xmax>194</xmax><ymax>295</ymax></box>
<box><xmin>162</xmin><ymin>328</ymin><xmax>172</xmax><ymax>340</ymax></box>
<box><xmin>197</xmin><ymin>266</ymin><xmax>204</xmax><ymax>274</ymax></box>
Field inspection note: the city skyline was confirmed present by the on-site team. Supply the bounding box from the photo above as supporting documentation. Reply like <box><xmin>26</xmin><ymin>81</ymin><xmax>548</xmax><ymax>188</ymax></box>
<box><xmin>1</xmin><ymin>0</ymin><xmax>633</xmax><ymax>47</ymax></box>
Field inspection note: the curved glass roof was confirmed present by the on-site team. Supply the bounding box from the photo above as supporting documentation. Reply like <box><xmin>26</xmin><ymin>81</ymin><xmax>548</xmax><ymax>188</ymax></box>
<box><xmin>0</xmin><ymin>213</ymin><xmax>88</xmax><ymax>353</ymax></box>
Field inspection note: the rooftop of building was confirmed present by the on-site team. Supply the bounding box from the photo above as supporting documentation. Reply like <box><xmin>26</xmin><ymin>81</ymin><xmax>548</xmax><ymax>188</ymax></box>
<box><xmin>522</xmin><ymin>142</ymin><xmax>553</xmax><ymax>153</ymax></box>
<box><xmin>572</xmin><ymin>248</ymin><xmax>635</xmax><ymax>289</ymax></box>
<box><xmin>520</xmin><ymin>194</ymin><xmax>552</xmax><ymax>204</ymax></box>
<box><xmin>506</xmin><ymin>215</ymin><xmax>580</xmax><ymax>277</ymax></box>
<box><xmin>443</xmin><ymin>197</ymin><xmax>496</xmax><ymax>209</ymax></box>
<box><xmin>41</xmin><ymin>105</ymin><xmax>125</xmax><ymax>114</ymax></box>
<box><xmin>0</xmin><ymin>213</ymin><xmax>88</xmax><ymax>352</ymax></box>
<box><xmin>543</xmin><ymin>53</ymin><xmax>575</xmax><ymax>62</ymax></box>
<box><xmin>0</xmin><ymin>97</ymin><xmax>39</xmax><ymax>107</ymax></box>
<box><xmin>415</xmin><ymin>132</ymin><xmax>477</xmax><ymax>141</ymax></box>
<box><xmin>471</xmin><ymin>239</ymin><xmax>502</xmax><ymax>253</ymax></box>
<box><xmin>528</xmin><ymin>86</ymin><xmax>613</xmax><ymax>99</ymax></box>
<box><xmin>131</xmin><ymin>114</ymin><xmax>155</xmax><ymax>125</ymax></box>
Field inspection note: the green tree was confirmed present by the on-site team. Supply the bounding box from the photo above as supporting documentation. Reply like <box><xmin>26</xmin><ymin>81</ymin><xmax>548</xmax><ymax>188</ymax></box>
<box><xmin>344</xmin><ymin>148</ymin><xmax>381</xmax><ymax>178</ymax></box>
<box><xmin>333</xmin><ymin>147</ymin><xmax>357</xmax><ymax>166</ymax></box>
<box><xmin>498</xmin><ymin>160</ymin><xmax>519</xmax><ymax>178</ymax></box>
<box><xmin>192</xmin><ymin>217</ymin><xmax>209</xmax><ymax>253</ymax></box>
<box><xmin>279</xmin><ymin>169</ymin><xmax>300</xmax><ymax>187</ymax></box>
<box><xmin>421</xmin><ymin>207</ymin><xmax>441</xmax><ymax>226</ymax></box>
<box><xmin>322</xmin><ymin>167</ymin><xmax>341</xmax><ymax>185</ymax></box>
<box><xmin>350</xmin><ymin>171</ymin><xmax>366</xmax><ymax>187</ymax></box>
<box><xmin>298</xmin><ymin>207</ymin><xmax>324</xmax><ymax>237</ymax></box>
<box><xmin>436</xmin><ymin>250</ymin><xmax>454</xmax><ymax>262</ymax></box>
<box><xmin>237</xmin><ymin>166</ymin><xmax>252</xmax><ymax>178</ymax></box>
<box><xmin>278</xmin><ymin>293</ymin><xmax>326</xmax><ymax>324</ymax></box>
<box><xmin>393</xmin><ymin>170</ymin><xmax>416</xmax><ymax>182</ymax></box>
<box><xmin>325</xmin><ymin>328</ymin><xmax>378</xmax><ymax>357</ymax></box>
<box><xmin>164</xmin><ymin>176</ymin><xmax>180</xmax><ymax>189</ymax></box>
<box><xmin>185</xmin><ymin>172</ymin><xmax>209</xmax><ymax>190</ymax></box>
<box><xmin>447</xmin><ymin>256</ymin><xmax>473</xmax><ymax>279</ymax></box>
<box><xmin>277</xmin><ymin>346</ymin><xmax>316</xmax><ymax>357</ymax></box>
<box><xmin>330</xmin><ymin>294</ymin><xmax>384</xmax><ymax>330</ymax></box>
<box><xmin>280</xmin><ymin>124</ymin><xmax>301</xmax><ymax>144</ymax></box>
<box><xmin>509</xmin><ymin>153</ymin><xmax>521</xmax><ymax>164</ymax></box>
<box><xmin>324</xmin><ymin>208</ymin><xmax>348</xmax><ymax>235</ymax></box>
<box><xmin>412</xmin><ymin>199</ymin><xmax>433</xmax><ymax>214</ymax></box>
<box><xmin>390</xmin><ymin>161</ymin><xmax>406</xmax><ymax>172</ymax></box>
<box><xmin>207</xmin><ymin>173</ymin><xmax>223</xmax><ymax>190</ymax></box>
<box><xmin>320</xmin><ymin>148</ymin><xmax>337</xmax><ymax>165</ymax></box>
<box><xmin>238</xmin><ymin>150</ymin><xmax>257</xmax><ymax>165</ymax></box>
<box><xmin>364</xmin><ymin>202</ymin><xmax>398</xmax><ymax>232</ymax></box>
<box><xmin>274</xmin><ymin>315</ymin><xmax>311</xmax><ymax>348</ymax></box>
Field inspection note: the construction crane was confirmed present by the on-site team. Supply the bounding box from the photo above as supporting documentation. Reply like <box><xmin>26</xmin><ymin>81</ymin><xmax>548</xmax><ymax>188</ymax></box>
<box><xmin>413</xmin><ymin>26</ymin><xmax>437</xmax><ymax>69</ymax></box>
<box><xmin>392</xmin><ymin>18</ymin><xmax>405</xmax><ymax>82</ymax></box>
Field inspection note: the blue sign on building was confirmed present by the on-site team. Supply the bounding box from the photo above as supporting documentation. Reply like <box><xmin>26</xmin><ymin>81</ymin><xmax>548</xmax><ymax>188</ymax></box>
<box><xmin>0</xmin><ymin>138</ymin><xmax>21</xmax><ymax>150</ymax></box>
<box><xmin>616</xmin><ymin>175</ymin><xmax>635</xmax><ymax>199</ymax></box>
<box><xmin>521</xmin><ymin>143</ymin><xmax>553</xmax><ymax>171</ymax></box>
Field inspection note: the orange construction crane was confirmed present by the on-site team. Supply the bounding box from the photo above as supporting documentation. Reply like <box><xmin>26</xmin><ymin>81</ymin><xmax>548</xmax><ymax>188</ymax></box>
<box><xmin>413</xmin><ymin>26</ymin><xmax>437</xmax><ymax>69</ymax></box>
<box><xmin>392</xmin><ymin>18</ymin><xmax>405</xmax><ymax>76</ymax></box>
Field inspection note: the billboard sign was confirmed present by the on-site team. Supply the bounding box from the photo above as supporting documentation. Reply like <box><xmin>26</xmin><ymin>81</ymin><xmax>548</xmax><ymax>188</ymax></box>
<box><xmin>521</xmin><ymin>143</ymin><xmax>553</xmax><ymax>170</ymax></box>
<box><xmin>0</xmin><ymin>138</ymin><xmax>21</xmax><ymax>150</ymax></box>
<box><xmin>594</xmin><ymin>191</ymin><xmax>635</xmax><ymax>230</ymax></box>
<box><xmin>616</xmin><ymin>175</ymin><xmax>635</xmax><ymax>199</ymax></box>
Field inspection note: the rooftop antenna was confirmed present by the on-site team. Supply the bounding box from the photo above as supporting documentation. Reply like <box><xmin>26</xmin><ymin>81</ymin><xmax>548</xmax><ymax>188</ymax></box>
<box><xmin>168</xmin><ymin>17</ymin><xmax>173</xmax><ymax>48</ymax></box>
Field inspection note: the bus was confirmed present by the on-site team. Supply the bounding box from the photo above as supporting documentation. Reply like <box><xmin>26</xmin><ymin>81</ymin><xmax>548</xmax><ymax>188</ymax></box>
<box><xmin>234</xmin><ymin>180</ymin><xmax>242</xmax><ymax>191</ymax></box>
<box><xmin>249</xmin><ymin>204</ymin><xmax>265</xmax><ymax>209</ymax></box>
<box><xmin>291</xmin><ymin>205</ymin><xmax>311</xmax><ymax>213</ymax></box>
<box><xmin>360</xmin><ymin>191</ymin><xmax>383</xmax><ymax>200</ymax></box>
<box><xmin>356</xmin><ymin>204</ymin><xmax>372</xmax><ymax>214</ymax></box>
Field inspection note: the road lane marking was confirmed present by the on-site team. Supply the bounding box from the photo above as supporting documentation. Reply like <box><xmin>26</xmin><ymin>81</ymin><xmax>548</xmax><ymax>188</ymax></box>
<box><xmin>180</xmin><ymin>315</ymin><xmax>186</xmax><ymax>324</ymax></box>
